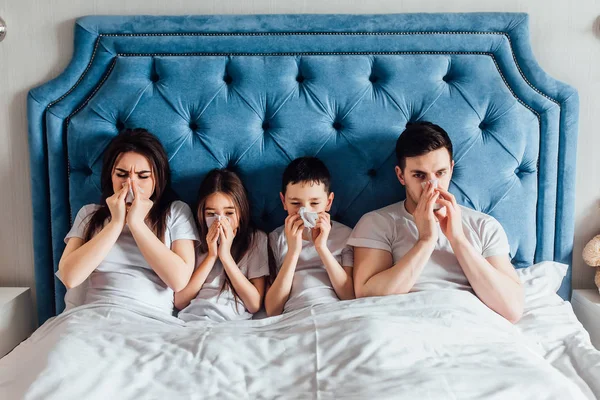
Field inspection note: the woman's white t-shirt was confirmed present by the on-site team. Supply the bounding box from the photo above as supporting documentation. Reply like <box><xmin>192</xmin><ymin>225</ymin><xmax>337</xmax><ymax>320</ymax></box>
<box><xmin>62</xmin><ymin>200</ymin><xmax>199</xmax><ymax>314</ymax></box>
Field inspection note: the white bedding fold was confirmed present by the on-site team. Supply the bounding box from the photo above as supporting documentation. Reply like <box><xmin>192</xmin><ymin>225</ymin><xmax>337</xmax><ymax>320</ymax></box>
<box><xmin>0</xmin><ymin>291</ymin><xmax>592</xmax><ymax>399</ymax></box>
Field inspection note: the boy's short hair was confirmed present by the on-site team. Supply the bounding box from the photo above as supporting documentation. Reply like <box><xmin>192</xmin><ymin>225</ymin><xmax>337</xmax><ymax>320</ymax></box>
<box><xmin>281</xmin><ymin>157</ymin><xmax>331</xmax><ymax>195</ymax></box>
<box><xmin>395</xmin><ymin>121</ymin><xmax>453</xmax><ymax>170</ymax></box>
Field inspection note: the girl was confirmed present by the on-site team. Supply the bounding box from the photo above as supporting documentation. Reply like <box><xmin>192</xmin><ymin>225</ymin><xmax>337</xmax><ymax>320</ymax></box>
<box><xmin>58</xmin><ymin>128</ymin><xmax>198</xmax><ymax>314</ymax></box>
<box><xmin>175</xmin><ymin>169</ymin><xmax>269</xmax><ymax>322</ymax></box>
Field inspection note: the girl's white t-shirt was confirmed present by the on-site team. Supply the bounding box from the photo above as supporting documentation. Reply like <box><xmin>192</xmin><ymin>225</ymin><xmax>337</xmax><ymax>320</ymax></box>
<box><xmin>178</xmin><ymin>231</ymin><xmax>269</xmax><ymax>322</ymax></box>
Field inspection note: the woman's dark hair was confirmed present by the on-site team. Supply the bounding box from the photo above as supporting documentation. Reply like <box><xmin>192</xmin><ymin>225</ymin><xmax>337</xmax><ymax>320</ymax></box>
<box><xmin>84</xmin><ymin>128</ymin><xmax>175</xmax><ymax>242</ymax></box>
<box><xmin>195</xmin><ymin>169</ymin><xmax>257</xmax><ymax>307</ymax></box>
<box><xmin>395</xmin><ymin>121</ymin><xmax>453</xmax><ymax>170</ymax></box>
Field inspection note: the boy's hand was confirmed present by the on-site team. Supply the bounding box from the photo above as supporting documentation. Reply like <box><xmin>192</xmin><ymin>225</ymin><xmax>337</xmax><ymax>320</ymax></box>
<box><xmin>312</xmin><ymin>212</ymin><xmax>331</xmax><ymax>251</ymax></box>
<box><xmin>285</xmin><ymin>214</ymin><xmax>304</xmax><ymax>256</ymax></box>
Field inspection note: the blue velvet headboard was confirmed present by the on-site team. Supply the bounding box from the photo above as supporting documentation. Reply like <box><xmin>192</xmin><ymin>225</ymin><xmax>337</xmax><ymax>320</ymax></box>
<box><xmin>28</xmin><ymin>13</ymin><xmax>579</xmax><ymax>324</ymax></box>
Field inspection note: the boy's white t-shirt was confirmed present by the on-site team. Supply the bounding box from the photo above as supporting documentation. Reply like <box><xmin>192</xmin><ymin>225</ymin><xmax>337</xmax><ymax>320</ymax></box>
<box><xmin>62</xmin><ymin>201</ymin><xmax>199</xmax><ymax>314</ymax></box>
<box><xmin>269</xmin><ymin>221</ymin><xmax>354</xmax><ymax>313</ymax></box>
<box><xmin>178</xmin><ymin>230</ymin><xmax>269</xmax><ymax>322</ymax></box>
<box><xmin>347</xmin><ymin>200</ymin><xmax>510</xmax><ymax>292</ymax></box>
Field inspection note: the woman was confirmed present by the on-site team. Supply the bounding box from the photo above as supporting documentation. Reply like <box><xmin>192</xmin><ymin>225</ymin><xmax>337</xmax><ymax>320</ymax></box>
<box><xmin>58</xmin><ymin>128</ymin><xmax>198</xmax><ymax>314</ymax></box>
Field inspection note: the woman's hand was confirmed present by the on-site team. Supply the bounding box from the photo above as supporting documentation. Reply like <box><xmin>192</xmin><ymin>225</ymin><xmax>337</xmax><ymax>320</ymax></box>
<box><xmin>106</xmin><ymin>184</ymin><xmax>128</xmax><ymax>228</ymax></box>
<box><xmin>126</xmin><ymin>179</ymin><xmax>153</xmax><ymax>229</ymax></box>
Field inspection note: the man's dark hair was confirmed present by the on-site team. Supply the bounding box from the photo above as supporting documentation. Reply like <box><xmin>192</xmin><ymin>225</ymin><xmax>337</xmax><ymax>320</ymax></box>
<box><xmin>395</xmin><ymin>121</ymin><xmax>453</xmax><ymax>170</ymax></box>
<box><xmin>281</xmin><ymin>157</ymin><xmax>331</xmax><ymax>194</ymax></box>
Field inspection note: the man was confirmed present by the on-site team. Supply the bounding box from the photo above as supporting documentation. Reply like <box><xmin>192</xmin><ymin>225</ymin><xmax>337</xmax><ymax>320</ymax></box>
<box><xmin>347</xmin><ymin>122</ymin><xmax>523</xmax><ymax>323</ymax></box>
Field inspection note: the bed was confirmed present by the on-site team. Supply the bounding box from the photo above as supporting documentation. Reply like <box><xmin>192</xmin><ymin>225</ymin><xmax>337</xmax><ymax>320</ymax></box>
<box><xmin>2</xmin><ymin>12</ymin><xmax>598</xmax><ymax>399</ymax></box>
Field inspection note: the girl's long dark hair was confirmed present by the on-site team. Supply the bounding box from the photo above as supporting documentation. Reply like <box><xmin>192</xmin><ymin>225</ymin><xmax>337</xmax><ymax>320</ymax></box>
<box><xmin>195</xmin><ymin>169</ymin><xmax>256</xmax><ymax>307</ymax></box>
<box><xmin>84</xmin><ymin>128</ymin><xmax>175</xmax><ymax>242</ymax></box>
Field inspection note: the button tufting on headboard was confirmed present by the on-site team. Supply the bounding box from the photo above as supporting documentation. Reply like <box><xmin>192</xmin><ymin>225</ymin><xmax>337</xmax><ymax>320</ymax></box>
<box><xmin>26</xmin><ymin>14</ymin><xmax>580</xmax><ymax>322</ymax></box>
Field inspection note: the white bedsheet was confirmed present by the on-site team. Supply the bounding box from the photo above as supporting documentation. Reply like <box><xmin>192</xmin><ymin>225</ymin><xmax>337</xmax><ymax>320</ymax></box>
<box><xmin>0</xmin><ymin>290</ymin><xmax>596</xmax><ymax>399</ymax></box>
<box><xmin>516</xmin><ymin>292</ymin><xmax>600</xmax><ymax>399</ymax></box>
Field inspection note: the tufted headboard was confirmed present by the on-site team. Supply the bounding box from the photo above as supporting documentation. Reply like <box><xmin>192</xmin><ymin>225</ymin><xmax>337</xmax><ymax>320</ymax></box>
<box><xmin>28</xmin><ymin>13</ymin><xmax>578</xmax><ymax>324</ymax></box>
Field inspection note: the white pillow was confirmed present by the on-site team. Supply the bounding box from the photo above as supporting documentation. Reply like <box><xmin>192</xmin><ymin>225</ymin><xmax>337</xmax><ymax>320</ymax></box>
<box><xmin>516</xmin><ymin>261</ymin><xmax>568</xmax><ymax>301</ymax></box>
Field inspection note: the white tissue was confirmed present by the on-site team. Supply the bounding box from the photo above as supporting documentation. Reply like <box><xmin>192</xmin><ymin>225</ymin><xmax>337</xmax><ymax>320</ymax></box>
<box><xmin>421</xmin><ymin>179</ymin><xmax>442</xmax><ymax>210</ymax></box>
<box><xmin>299</xmin><ymin>207</ymin><xmax>319</xmax><ymax>229</ymax></box>
<box><xmin>125</xmin><ymin>185</ymin><xmax>134</xmax><ymax>204</ymax></box>
<box><xmin>421</xmin><ymin>179</ymin><xmax>439</xmax><ymax>190</ymax></box>
<box><xmin>122</xmin><ymin>183</ymin><xmax>144</xmax><ymax>204</ymax></box>
<box><xmin>205</xmin><ymin>215</ymin><xmax>230</xmax><ymax>228</ymax></box>
<box><xmin>205</xmin><ymin>215</ymin><xmax>230</xmax><ymax>245</ymax></box>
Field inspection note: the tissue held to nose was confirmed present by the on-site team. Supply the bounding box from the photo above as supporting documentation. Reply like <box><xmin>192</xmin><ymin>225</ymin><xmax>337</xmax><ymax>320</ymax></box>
<box><xmin>205</xmin><ymin>215</ymin><xmax>230</xmax><ymax>228</ymax></box>
<box><xmin>299</xmin><ymin>207</ymin><xmax>319</xmax><ymax>229</ymax></box>
<box><xmin>421</xmin><ymin>179</ymin><xmax>442</xmax><ymax>210</ymax></box>
<box><xmin>123</xmin><ymin>182</ymin><xmax>145</xmax><ymax>204</ymax></box>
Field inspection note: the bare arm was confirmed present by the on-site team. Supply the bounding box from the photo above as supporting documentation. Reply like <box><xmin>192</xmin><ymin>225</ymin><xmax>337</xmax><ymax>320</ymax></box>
<box><xmin>435</xmin><ymin>187</ymin><xmax>524</xmax><ymax>323</ymax></box>
<box><xmin>58</xmin><ymin>188</ymin><xmax>129</xmax><ymax>289</ymax></box>
<box><xmin>58</xmin><ymin>221</ymin><xmax>122</xmax><ymax>289</ymax></box>
<box><xmin>317</xmin><ymin>246</ymin><xmax>354</xmax><ymax>300</ymax></box>
<box><xmin>129</xmin><ymin>221</ymin><xmax>195</xmax><ymax>292</ymax></box>
<box><xmin>174</xmin><ymin>221</ymin><xmax>220</xmax><ymax>310</ymax></box>
<box><xmin>453</xmin><ymin>242</ymin><xmax>524</xmax><ymax>323</ymax></box>
<box><xmin>353</xmin><ymin>240</ymin><xmax>435</xmax><ymax>298</ymax></box>
<box><xmin>264</xmin><ymin>249</ymin><xmax>299</xmax><ymax>316</ymax></box>
<box><xmin>265</xmin><ymin>215</ymin><xmax>304</xmax><ymax>317</ymax></box>
<box><xmin>127</xmin><ymin>185</ymin><xmax>195</xmax><ymax>292</ymax></box>
<box><xmin>312</xmin><ymin>213</ymin><xmax>354</xmax><ymax>300</ymax></box>
<box><xmin>174</xmin><ymin>254</ymin><xmax>218</xmax><ymax>310</ymax></box>
<box><xmin>353</xmin><ymin>184</ymin><xmax>440</xmax><ymax>298</ymax></box>
<box><xmin>220</xmin><ymin>253</ymin><xmax>266</xmax><ymax>314</ymax></box>
<box><xmin>215</xmin><ymin>219</ymin><xmax>267</xmax><ymax>314</ymax></box>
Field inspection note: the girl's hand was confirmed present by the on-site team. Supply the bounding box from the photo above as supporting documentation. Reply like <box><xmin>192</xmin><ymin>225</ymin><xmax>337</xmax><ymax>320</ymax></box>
<box><xmin>218</xmin><ymin>217</ymin><xmax>236</xmax><ymax>260</ymax></box>
<box><xmin>207</xmin><ymin>220</ymin><xmax>220</xmax><ymax>258</ymax></box>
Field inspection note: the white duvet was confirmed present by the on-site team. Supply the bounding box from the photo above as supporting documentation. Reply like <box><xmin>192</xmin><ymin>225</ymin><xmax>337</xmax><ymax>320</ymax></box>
<box><xmin>1</xmin><ymin>289</ymin><xmax>597</xmax><ymax>400</ymax></box>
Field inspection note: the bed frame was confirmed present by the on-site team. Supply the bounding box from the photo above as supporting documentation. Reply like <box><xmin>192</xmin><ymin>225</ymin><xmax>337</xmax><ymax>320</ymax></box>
<box><xmin>27</xmin><ymin>13</ymin><xmax>578</xmax><ymax>324</ymax></box>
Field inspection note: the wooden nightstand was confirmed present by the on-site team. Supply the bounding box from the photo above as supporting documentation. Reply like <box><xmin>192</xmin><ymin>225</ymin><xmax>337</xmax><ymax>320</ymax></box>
<box><xmin>572</xmin><ymin>289</ymin><xmax>600</xmax><ymax>350</ymax></box>
<box><xmin>0</xmin><ymin>288</ymin><xmax>35</xmax><ymax>358</ymax></box>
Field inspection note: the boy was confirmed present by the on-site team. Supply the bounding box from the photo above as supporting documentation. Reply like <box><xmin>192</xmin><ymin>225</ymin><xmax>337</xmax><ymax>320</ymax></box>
<box><xmin>265</xmin><ymin>157</ymin><xmax>355</xmax><ymax>316</ymax></box>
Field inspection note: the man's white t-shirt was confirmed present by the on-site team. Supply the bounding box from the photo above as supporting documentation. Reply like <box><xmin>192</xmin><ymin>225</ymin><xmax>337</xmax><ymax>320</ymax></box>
<box><xmin>178</xmin><ymin>231</ymin><xmax>269</xmax><ymax>322</ymax></box>
<box><xmin>347</xmin><ymin>200</ymin><xmax>510</xmax><ymax>291</ymax></box>
<box><xmin>62</xmin><ymin>201</ymin><xmax>199</xmax><ymax>314</ymax></box>
<box><xmin>269</xmin><ymin>221</ymin><xmax>354</xmax><ymax>313</ymax></box>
